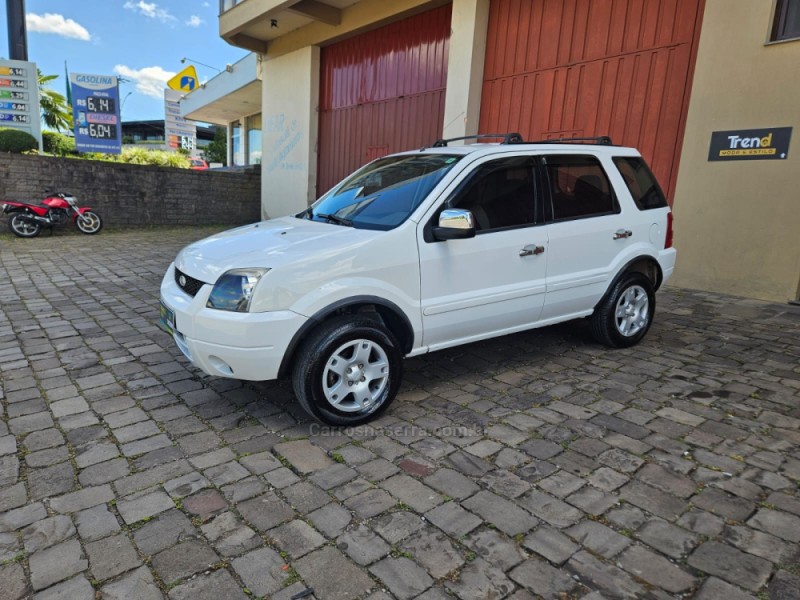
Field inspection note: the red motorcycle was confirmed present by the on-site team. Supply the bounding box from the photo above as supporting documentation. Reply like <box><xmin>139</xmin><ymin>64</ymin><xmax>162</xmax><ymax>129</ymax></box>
<box><xmin>2</xmin><ymin>191</ymin><xmax>103</xmax><ymax>238</ymax></box>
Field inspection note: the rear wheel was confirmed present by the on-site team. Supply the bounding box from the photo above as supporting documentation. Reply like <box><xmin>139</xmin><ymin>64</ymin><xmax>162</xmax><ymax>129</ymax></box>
<box><xmin>591</xmin><ymin>272</ymin><xmax>655</xmax><ymax>348</ymax></box>
<box><xmin>292</xmin><ymin>315</ymin><xmax>403</xmax><ymax>426</ymax></box>
<box><xmin>76</xmin><ymin>210</ymin><xmax>102</xmax><ymax>234</ymax></box>
<box><xmin>8</xmin><ymin>213</ymin><xmax>41</xmax><ymax>238</ymax></box>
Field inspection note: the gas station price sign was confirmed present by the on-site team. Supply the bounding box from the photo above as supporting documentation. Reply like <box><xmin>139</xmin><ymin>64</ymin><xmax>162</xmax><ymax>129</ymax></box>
<box><xmin>0</xmin><ymin>59</ymin><xmax>42</xmax><ymax>149</ymax></box>
<box><xmin>70</xmin><ymin>72</ymin><xmax>122</xmax><ymax>154</ymax></box>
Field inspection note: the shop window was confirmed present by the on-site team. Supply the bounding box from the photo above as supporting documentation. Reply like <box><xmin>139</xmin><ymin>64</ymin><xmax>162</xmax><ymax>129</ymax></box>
<box><xmin>772</xmin><ymin>0</ymin><xmax>800</xmax><ymax>41</ymax></box>
<box><xmin>247</xmin><ymin>114</ymin><xmax>262</xmax><ymax>165</ymax></box>
<box><xmin>231</xmin><ymin>120</ymin><xmax>244</xmax><ymax>166</ymax></box>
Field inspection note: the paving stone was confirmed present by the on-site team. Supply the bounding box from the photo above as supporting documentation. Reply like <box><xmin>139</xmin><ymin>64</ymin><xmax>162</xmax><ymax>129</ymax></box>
<box><xmin>344</xmin><ymin>488</ymin><xmax>396</xmax><ymax>519</ymax></box>
<box><xmin>29</xmin><ymin>539</ymin><xmax>88</xmax><ymax>591</ymax></box>
<box><xmin>636</xmin><ymin>462</ymin><xmax>697</xmax><ymax>498</ymax></box>
<box><xmin>164</xmin><ymin>471</ymin><xmax>211</xmax><ymax>498</ymax></box>
<box><xmin>401</xmin><ymin>527</ymin><xmax>463</xmax><ymax>578</ymax></box>
<box><xmin>0</xmin><ymin>483</ymin><xmax>26</xmax><ymax>513</ymax></box>
<box><xmin>23</xmin><ymin>428</ymin><xmax>63</xmax><ymax>452</ymax></box>
<box><xmin>114</xmin><ymin>460</ymin><xmax>192</xmax><ymax>496</ymax></box>
<box><xmin>121</xmin><ymin>434</ymin><xmax>172</xmax><ymax>457</ymax></box>
<box><xmin>201</xmin><ymin>513</ymin><xmax>260</xmax><ymax>558</ymax></box>
<box><xmin>309</xmin><ymin>463</ymin><xmax>359</xmax><ymax>490</ymax></box>
<box><xmin>309</xmin><ymin>502</ymin><xmax>352</xmax><ymax>538</ymax></box>
<box><xmin>444</xmin><ymin>450</ymin><xmax>493</xmax><ymax>476</ymax></box>
<box><xmin>370</xmin><ymin>556</ymin><xmax>433</xmax><ymax>600</ymax></box>
<box><xmin>693</xmin><ymin>577</ymin><xmax>757</xmax><ymax>600</ymax></box>
<box><xmin>183</xmin><ymin>489</ymin><xmax>227</xmax><ymax>519</ymax></box>
<box><xmin>296</xmin><ymin>546</ymin><xmax>374</xmax><ymax>599</ymax></box>
<box><xmin>598</xmin><ymin>448</ymin><xmax>645</xmax><ymax>473</ymax></box>
<box><xmin>677</xmin><ymin>507</ymin><xmax>726</xmax><ymax>536</ymax></box>
<box><xmin>688</xmin><ymin>541</ymin><xmax>772</xmax><ymax>592</ymax></box>
<box><xmin>620</xmin><ymin>545</ymin><xmax>696</xmax><ymax>592</ymax></box>
<box><xmin>566</xmin><ymin>520</ymin><xmax>631</xmax><ymax>558</ymax></box>
<box><xmin>177</xmin><ymin>431</ymin><xmax>222</xmax><ymax>455</ymax></box>
<box><xmin>0</xmin><ymin>436</ymin><xmax>17</xmax><ymax>456</ymax></box>
<box><xmin>75</xmin><ymin>504</ymin><xmax>120</xmax><ymax>541</ymax></box>
<box><xmin>86</xmin><ymin>533</ymin><xmax>141</xmax><ymax>581</ymax></box>
<box><xmin>747</xmin><ymin>507</ymin><xmax>800</xmax><ymax>542</ymax></box>
<box><xmin>636</xmin><ymin>519</ymin><xmax>698</xmax><ymax>558</ymax></box>
<box><xmin>520</xmin><ymin>439</ymin><xmax>564</xmax><ymax>460</ymax></box>
<box><xmin>281</xmin><ymin>481</ymin><xmax>329</xmax><ymax>513</ymax></box>
<box><xmin>238</xmin><ymin>450</ymin><xmax>282</xmax><ymax>474</ymax></box>
<box><xmin>168</xmin><ymin>569</ymin><xmax>248</xmax><ymax>600</ymax></box>
<box><xmin>509</xmin><ymin>556</ymin><xmax>578</xmax><ymax>598</ymax></box>
<box><xmin>480</xmin><ymin>469</ymin><xmax>531</xmax><ymax>498</ymax></box>
<box><xmin>78</xmin><ymin>457</ymin><xmax>130</xmax><ymax>486</ymax></box>
<box><xmin>381</xmin><ymin>474</ymin><xmax>443</xmax><ymax>512</ymax></box>
<box><xmin>445</xmin><ymin>557</ymin><xmax>514</xmax><ymax>600</ymax></box>
<box><xmin>538</xmin><ymin>470</ymin><xmax>586</xmax><ymax>498</ymax></box>
<box><xmin>189</xmin><ymin>448</ymin><xmax>236</xmax><ymax>470</ymax></box>
<box><xmin>722</xmin><ymin>524</ymin><xmax>795</xmax><ymax>563</ymax></box>
<box><xmin>28</xmin><ymin>462</ymin><xmax>75</xmax><ymax>500</ymax></box>
<box><xmin>466</xmin><ymin>528</ymin><xmax>526</xmax><ymax>570</ymax></box>
<box><xmin>49</xmin><ymin>484</ymin><xmax>114</xmax><ymax>514</ymax></box>
<box><xmin>221</xmin><ymin>476</ymin><xmax>265</xmax><ymax>503</ymax></box>
<box><xmin>424</xmin><ymin>467</ymin><xmax>480</xmax><ymax>500</ymax></box>
<box><xmin>270</xmin><ymin>518</ymin><xmax>326</xmax><ymax>558</ymax></box>
<box><xmin>9</xmin><ymin>412</ymin><xmax>54</xmax><ymax>435</ymax></box>
<box><xmin>338</xmin><ymin>524</ymin><xmax>391</xmax><ymax>566</ymax></box>
<box><xmin>113</xmin><ymin>420</ymin><xmax>161</xmax><ymax>444</ymax></box>
<box><xmin>99</xmin><ymin>565</ymin><xmax>163</xmax><ymax>600</ymax></box>
<box><xmin>133</xmin><ymin>509</ymin><xmax>195</xmax><ymax>555</ymax></box>
<box><xmin>0</xmin><ymin>563</ymin><xmax>28</xmax><ymax>600</ymax></box>
<box><xmin>231</xmin><ymin>546</ymin><xmax>289</xmax><ymax>596</ymax></box>
<box><xmin>567</xmin><ymin>550</ymin><xmax>645</xmax><ymax>599</ymax></box>
<box><xmin>522</xmin><ymin>525</ymin><xmax>579</xmax><ymax>565</ymax></box>
<box><xmin>117</xmin><ymin>489</ymin><xmax>174</xmax><ymax>524</ymax></box>
<box><xmin>618</xmin><ymin>480</ymin><xmax>687</xmax><ymax>521</ymax></box>
<box><xmin>520</xmin><ymin>490</ymin><xmax>582</xmax><ymax>528</ymax></box>
<box><xmin>370</xmin><ymin>510</ymin><xmax>424</xmax><ymax>544</ymax></box>
<box><xmin>566</xmin><ymin>485</ymin><xmax>618</xmax><ymax>516</ymax></box>
<box><xmin>237</xmin><ymin>492</ymin><xmax>294</xmax><ymax>531</ymax></box>
<box><xmin>22</xmin><ymin>516</ymin><xmax>76</xmax><ymax>553</ymax></box>
<box><xmin>357</xmin><ymin>457</ymin><xmax>400</xmax><ymax>481</ymax></box>
<box><xmin>33</xmin><ymin>575</ymin><xmax>94</xmax><ymax>600</ymax></box>
<box><xmin>425</xmin><ymin>501</ymin><xmax>482</xmax><ymax>537</ymax></box>
<box><xmin>152</xmin><ymin>539</ymin><xmax>219</xmax><ymax>583</ymax></box>
<box><xmin>274</xmin><ymin>439</ymin><xmax>334</xmax><ymax>473</ymax></box>
<box><xmin>0</xmin><ymin>502</ymin><xmax>47</xmax><ymax>532</ymax></box>
<box><xmin>768</xmin><ymin>570</ymin><xmax>800</xmax><ymax>600</ymax></box>
<box><xmin>463</xmin><ymin>490</ymin><xmax>537</xmax><ymax>536</ymax></box>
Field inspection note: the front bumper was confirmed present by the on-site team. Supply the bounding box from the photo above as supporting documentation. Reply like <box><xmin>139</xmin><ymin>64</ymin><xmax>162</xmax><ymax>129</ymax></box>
<box><xmin>159</xmin><ymin>263</ymin><xmax>306</xmax><ymax>381</ymax></box>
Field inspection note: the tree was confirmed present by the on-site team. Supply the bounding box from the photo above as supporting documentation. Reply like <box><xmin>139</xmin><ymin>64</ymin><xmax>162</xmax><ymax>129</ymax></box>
<box><xmin>38</xmin><ymin>70</ymin><xmax>73</xmax><ymax>132</ymax></box>
<box><xmin>203</xmin><ymin>126</ymin><xmax>227</xmax><ymax>165</ymax></box>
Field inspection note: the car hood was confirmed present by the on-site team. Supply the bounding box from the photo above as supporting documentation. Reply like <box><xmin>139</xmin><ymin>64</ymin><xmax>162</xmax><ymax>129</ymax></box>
<box><xmin>175</xmin><ymin>216</ymin><xmax>379</xmax><ymax>283</ymax></box>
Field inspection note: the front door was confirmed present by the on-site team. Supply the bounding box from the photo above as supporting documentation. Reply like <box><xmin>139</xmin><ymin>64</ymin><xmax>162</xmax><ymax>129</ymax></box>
<box><xmin>418</xmin><ymin>155</ymin><xmax>548</xmax><ymax>350</ymax></box>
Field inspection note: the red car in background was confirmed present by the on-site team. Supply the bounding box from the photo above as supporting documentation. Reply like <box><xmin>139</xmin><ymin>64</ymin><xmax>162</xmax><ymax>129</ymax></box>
<box><xmin>190</xmin><ymin>158</ymin><xmax>209</xmax><ymax>170</ymax></box>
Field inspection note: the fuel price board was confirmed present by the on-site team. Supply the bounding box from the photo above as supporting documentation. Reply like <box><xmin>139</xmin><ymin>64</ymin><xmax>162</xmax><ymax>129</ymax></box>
<box><xmin>0</xmin><ymin>59</ymin><xmax>42</xmax><ymax>150</ymax></box>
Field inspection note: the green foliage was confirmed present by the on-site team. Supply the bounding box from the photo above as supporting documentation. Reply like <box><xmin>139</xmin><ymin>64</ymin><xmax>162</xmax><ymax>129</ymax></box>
<box><xmin>115</xmin><ymin>147</ymin><xmax>191</xmax><ymax>168</ymax></box>
<box><xmin>203</xmin><ymin>126</ymin><xmax>227</xmax><ymax>165</ymax></box>
<box><xmin>0</xmin><ymin>127</ymin><xmax>38</xmax><ymax>153</ymax></box>
<box><xmin>43</xmin><ymin>131</ymin><xmax>76</xmax><ymax>156</ymax></box>
<box><xmin>38</xmin><ymin>70</ymin><xmax>73</xmax><ymax>132</ymax></box>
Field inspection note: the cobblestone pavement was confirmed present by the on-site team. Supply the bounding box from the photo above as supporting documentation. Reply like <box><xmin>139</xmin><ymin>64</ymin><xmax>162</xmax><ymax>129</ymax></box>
<box><xmin>1</xmin><ymin>227</ymin><xmax>799</xmax><ymax>600</ymax></box>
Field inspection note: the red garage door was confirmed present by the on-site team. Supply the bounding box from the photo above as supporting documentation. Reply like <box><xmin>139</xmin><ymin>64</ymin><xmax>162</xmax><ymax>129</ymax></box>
<box><xmin>480</xmin><ymin>0</ymin><xmax>704</xmax><ymax>201</ymax></box>
<box><xmin>318</xmin><ymin>4</ymin><xmax>451</xmax><ymax>195</ymax></box>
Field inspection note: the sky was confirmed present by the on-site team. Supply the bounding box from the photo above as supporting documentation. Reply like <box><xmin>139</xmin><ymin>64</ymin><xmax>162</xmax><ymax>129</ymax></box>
<box><xmin>0</xmin><ymin>1</ymin><xmax>249</xmax><ymax>122</ymax></box>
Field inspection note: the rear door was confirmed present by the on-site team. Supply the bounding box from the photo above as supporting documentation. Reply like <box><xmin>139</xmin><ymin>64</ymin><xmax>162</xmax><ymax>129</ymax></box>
<box><xmin>417</xmin><ymin>154</ymin><xmax>548</xmax><ymax>349</ymax></box>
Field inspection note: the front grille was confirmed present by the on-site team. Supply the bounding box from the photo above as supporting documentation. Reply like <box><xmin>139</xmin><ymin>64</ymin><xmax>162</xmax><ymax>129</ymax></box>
<box><xmin>174</xmin><ymin>267</ymin><xmax>206</xmax><ymax>297</ymax></box>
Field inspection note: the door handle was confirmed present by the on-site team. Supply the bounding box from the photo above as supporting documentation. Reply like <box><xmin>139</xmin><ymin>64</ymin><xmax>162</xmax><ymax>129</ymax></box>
<box><xmin>613</xmin><ymin>229</ymin><xmax>633</xmax><ymax>240</ymax></box>
<box><xmin>519</xmin><ymin>244</ymin><xmax>545</xmax><ymax>257</ymax></box>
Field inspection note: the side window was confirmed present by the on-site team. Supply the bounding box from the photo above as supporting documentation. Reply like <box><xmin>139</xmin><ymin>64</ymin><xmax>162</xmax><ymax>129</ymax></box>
<box><xmin>447</xmin><ymin>157</ymin><xmax>536</xmax><ymax>232</ymax></box>
<box><xmin>772</xmin><ymin>0</ymin><xmax>800</xmax><ymax>42</ymax></box>
<box><xmin>544</xmin><ymin>155</ymin><xmax>617</xmax><ymax>221</ymax></box>
<box><xmin>613</xmin><ymin>156</ymin><xmax>668</xmax><ymax>210</ymax></box>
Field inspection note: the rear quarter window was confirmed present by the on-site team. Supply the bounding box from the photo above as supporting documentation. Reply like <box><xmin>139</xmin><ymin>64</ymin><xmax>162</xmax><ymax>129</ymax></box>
<box><xmin>613</xmin><ymin>157</ymin><xmax>668</xmax><ymax>210</ymax></box>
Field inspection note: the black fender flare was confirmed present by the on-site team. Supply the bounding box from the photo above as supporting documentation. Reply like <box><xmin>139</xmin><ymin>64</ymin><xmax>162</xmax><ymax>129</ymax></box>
<box><xmin>594</xmin><ymin>255</ymin><xmax>664</xmax><ymax>311</ymax></box>
<box><xmin>278</xmin><ymin>295</ymin><xmax>415</xmax><ymax>378</ymax></box>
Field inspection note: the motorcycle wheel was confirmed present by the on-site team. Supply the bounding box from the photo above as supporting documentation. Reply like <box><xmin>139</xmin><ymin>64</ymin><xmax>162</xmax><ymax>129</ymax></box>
<box><xmin>76</xmin><ymin>211</ymin><xmax>103</xmax><ymax>235</ymax></box>
<box><xmin>8</xmin><ymin>213</ymin><xmax>42</xmax><ymax>238</ymax></box>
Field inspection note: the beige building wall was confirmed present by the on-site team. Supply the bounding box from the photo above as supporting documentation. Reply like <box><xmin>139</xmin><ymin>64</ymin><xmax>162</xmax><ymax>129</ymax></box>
<box><xmin>672</xmin><ymin>0</ymin><xmax>800</xmax><ymax>302</ymax></box>
<box><xmin>260</xmin><ymin>46</ymin><xmax>320</xmax><ymax>218</ymax></box>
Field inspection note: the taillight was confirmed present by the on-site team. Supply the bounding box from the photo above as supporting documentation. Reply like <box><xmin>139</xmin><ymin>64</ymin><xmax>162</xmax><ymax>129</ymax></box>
<box><xmin>665</xmin><ymin>212</ymin><xmax>674</xmax><ymax>249</ymax></box>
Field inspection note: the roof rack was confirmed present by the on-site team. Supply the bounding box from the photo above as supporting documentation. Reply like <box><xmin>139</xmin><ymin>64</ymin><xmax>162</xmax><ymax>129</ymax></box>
<box><xmin>428</xmin><ymin>132</ymin><xmax>523</xmax><ymax>148</ymax></box>
<box><xmin>527</xmin><ymin>136</ymin><xmax>614</xmax><ymax>145</ymax></box>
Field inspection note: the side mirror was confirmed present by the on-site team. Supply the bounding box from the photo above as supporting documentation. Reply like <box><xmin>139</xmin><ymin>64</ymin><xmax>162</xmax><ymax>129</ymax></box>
<box><xmin>433</xmin><ymin>209</ymin><xmax>476</xmax><ymax>241</ymax></box>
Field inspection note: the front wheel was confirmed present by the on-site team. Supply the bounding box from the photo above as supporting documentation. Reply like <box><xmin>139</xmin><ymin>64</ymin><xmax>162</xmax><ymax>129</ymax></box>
<box><xmin>76</xmin><ymin>210</ymin><xmax>102</xmax><ymax>234</ymax></box>
<box><xmin>292</xmin><ymin>316</ymin><xmax>403</xmax><ymax>426</ymax></box>
<box><xmin>591</xmin><ymin>272</ymin><xmax>655</xmax><ymax>348</ymax></box>
<box><xmin>8</xmin><ymin>213</ymin><xmax>41</xmax><ymax>238</ymax></box>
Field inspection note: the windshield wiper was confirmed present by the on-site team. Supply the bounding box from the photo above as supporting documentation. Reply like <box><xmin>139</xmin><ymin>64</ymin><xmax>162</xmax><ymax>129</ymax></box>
<box><xmin>316</xmin><ymin>213</ymin><xmax>353</xmax><ymax>227</ymax></box>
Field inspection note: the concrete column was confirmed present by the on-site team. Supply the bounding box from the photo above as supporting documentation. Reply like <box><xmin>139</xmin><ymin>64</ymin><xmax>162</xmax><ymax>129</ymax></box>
<box><xmin>260</xmin><ymin>45</ymin><xmax>320</xmax><ymax>219</ymax></box>
<box><xmin>441</xmin><ymin>0</ymin><xmax>490</xmax><ymax>141</ymax></box>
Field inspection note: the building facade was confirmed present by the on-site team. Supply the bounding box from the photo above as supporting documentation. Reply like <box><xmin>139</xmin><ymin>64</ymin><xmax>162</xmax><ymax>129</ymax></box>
<box><xmin>204</xmin><ymin>0</ymin><xmax>798</xmax><ymax>303</ymax></box>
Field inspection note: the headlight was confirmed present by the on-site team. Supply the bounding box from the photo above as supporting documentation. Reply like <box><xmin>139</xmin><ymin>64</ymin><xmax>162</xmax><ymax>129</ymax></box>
<box><xmin>207</xmin><ymin>268</ymin><xmax>269</xmax><ymax>312</ymax></box>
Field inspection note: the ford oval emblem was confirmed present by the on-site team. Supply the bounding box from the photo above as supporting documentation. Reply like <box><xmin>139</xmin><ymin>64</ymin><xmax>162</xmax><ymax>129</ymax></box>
<box><xmin>179</xmin><ymin>275</ymin><xmax>187</xmax><ymax>287</ymax></box>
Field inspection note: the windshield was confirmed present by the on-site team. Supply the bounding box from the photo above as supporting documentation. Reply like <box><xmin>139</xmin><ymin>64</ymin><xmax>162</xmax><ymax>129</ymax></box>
<box><xmin>304</xmin><ymin>154</ymin><xmax>461</xmax><ymax>230</ymax></box>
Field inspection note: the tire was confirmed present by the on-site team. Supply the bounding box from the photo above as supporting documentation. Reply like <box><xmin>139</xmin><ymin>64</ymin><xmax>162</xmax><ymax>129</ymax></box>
<box><xmin>8</xmin><ymin>212</ymin><xmax>41</xmax><ymax>238</ymax></box>
<box><xmin>292</xmin><ymin>315</ymin><xmax>403</xmax><ymax>426</ymax></box>
<box><xmin>76</xmin><ymin>210</ymin><xmax>102</xmax><ymax>234</ymax></box>
<box><xmin>591</xmin><ymin>272</ymin><xmax>655</xmax><ymax>348</ymax></box>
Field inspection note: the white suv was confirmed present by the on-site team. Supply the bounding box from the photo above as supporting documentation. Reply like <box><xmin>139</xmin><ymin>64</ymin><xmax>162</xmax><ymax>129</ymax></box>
<box><xmin>160</xmin><ymin>135</ymin><xmax>675</xmax><ymax>425</ymax></box>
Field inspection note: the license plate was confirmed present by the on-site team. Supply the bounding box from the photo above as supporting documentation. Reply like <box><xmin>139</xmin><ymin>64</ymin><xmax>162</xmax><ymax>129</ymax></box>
<box><xmin>159</xmin><ymin>300</ymin><xmax>176</xmax><ymax>335</ymax></box>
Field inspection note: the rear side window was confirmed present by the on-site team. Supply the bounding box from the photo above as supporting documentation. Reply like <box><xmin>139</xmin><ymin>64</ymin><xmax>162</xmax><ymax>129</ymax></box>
<box><xmin>544</xmin><ymin>155</ymin><xmax>617</xmax><ymax>221</ymax></box>
<box><xmin>613</xmin><ymin>157</ymin><xmax>668</xmax><ymax>210</ymax></box>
